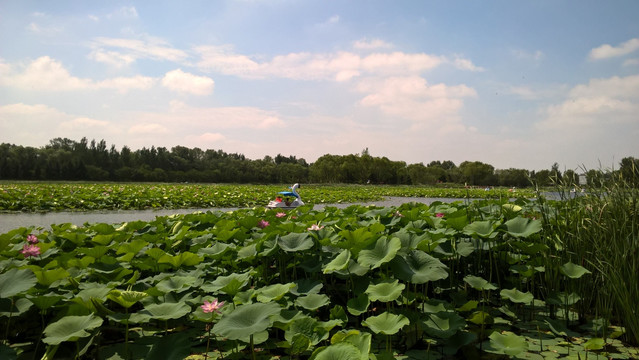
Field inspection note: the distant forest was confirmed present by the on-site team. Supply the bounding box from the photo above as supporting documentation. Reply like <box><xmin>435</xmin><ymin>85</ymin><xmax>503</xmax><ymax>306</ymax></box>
<box><xmin>1</xmin><ymin>137</ymin><xmax>637</xmax><ymax>187</ymax></box>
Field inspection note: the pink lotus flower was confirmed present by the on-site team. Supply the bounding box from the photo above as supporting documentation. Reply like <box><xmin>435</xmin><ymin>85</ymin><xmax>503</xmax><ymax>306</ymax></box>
<box><xmin>307</xmin><ymin>224</ymin><xmax>324</xmax><ymax>231</ymax></box>
<box><xmin>201</xmin><ymin>299</ymin><xmax>225</xmax><ymax>314</ymax></box>
<box><xmin>26</xmin><ymin>234</ymin><xmax>39</xmax><ymax>244</ymax></box>
<box><xmin>435</xmin><ymin>213</ymin><xmax>445</xmax><ymax>218</ymax></box>
<box><xmin>275</xmin><ymin>212</ymin><xmax>286</xmax><ymax>218</ymax></box>
<box><xmin>21</xmin><ymin>244</ymin><xmax>40</xmax><ymax>258</ymax></box>
<box><xmin>258</xmin><ymin>220</ymin><xmax>269</xmax><ymax>229</ymax></box>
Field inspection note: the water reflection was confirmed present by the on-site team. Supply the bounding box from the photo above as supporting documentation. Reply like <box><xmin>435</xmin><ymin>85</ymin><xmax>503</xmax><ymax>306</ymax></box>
<box><xmin>0</xmin><ymin>197</ymin><xmax>464</xmax><ymax>234</ymax></box>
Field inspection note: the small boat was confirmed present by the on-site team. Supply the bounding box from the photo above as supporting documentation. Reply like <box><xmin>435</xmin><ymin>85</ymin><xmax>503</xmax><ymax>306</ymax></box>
<box><xmin>267</xmin><ymin>183</ymin><xmax>304</xmax><ymax>209</ymax></box>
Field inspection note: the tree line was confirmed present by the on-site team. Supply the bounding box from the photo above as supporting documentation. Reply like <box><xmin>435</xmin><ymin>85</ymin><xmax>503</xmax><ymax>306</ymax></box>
<box><xmin>1</xmin><ymin>138</ymin><xmax>637</xmax><ymax>187</ymax></box>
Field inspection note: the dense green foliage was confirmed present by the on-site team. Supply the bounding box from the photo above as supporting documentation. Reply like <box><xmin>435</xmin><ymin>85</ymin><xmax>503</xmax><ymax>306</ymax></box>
<box><xmin>6</xmin><ymin>138</ymin><xmax>635</xmax><ymax>187</ymax></box>
<box><xmin>0</xmin><ymin>188</ymin><xmax>637</xmax><ymax>358</ymax></box>
<box><xmin>0</xmin><ymin>183</ymin><xmax>537</xmax><ymax>213</ymax></box>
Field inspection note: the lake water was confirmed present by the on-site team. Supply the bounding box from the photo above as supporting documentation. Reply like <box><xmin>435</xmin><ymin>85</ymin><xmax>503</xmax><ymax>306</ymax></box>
<box><xmin>0</xmin><ymin>197</ymin><xmax>463</xmax><ymax>234</ymax></box>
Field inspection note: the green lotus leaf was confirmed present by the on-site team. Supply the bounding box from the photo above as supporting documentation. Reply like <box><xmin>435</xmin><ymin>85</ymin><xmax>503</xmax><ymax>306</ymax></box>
<box><xmin>357</xmin><ymin>236</ymin><xmax>401</xmax><ymax>269</ymax></box>
<box><xmin>463</xmin><ymin>220</ymin><xmax>497</xmax><ymax>238</ymax></box>
<box><xmin>312</xmin><ymin>343</ymin><xmax>362</xmax><ymax>360</ymax></box>
<box><xmin>484</xmin><ymin>331</ymin><xmax>529</xmax><ymax>356</ymax></box>
<box><xmin>198</xmin><ymin>242</ymin><xmax>231</xmax><ymax>258</ymax></box>
<box><xmin>468</xmin><ymin>311</ymin><xmax>493</xmax><ymax>325</ymax></box>
<box><xmin>391</xmin><ymin>250</ymin><xmax>449</xmax><ymax>284</ymax></box>
<box><xmin>30</xmin><ymin>267</ymin><xmax>70</xmax><ymax>287</ymax></box>
<box><xmin>323</xmin><ymin>249</ymin><xmax>351</xmax><ymax>274</ymax></box>
<box><xmin>330</xmin><ymin>330</ymin><xmax>371</xmax><ymax>360</ymax></box>
<box><xmin>256</xmin><ymin>283</ymin><xmax>295</xmax><ymax>303</ymax></box>
<box><xmin>212</xmin><ymin>302</ymin><xmax>281</xmax><ymax>340</ymax></box>
<box><xmin>295</xmin><ymin>293</ymin><xmax>330</xmax><ymax>311</ymax></box>
<box><xmin>334</xmin><ymin>259</ymin><xmax>369</xmax><ymax>277</ymax></box>
<box><xmin>157</xmin><ymin>251</ymin><xmax>202</xmax><ymax>268</ymax></box>
<box><xmin>291</xmin><ymin>278</ymin><xmax>323</xmax><ymax>296</ymax></box>
<box><xmin>142</xmin><ymin>302</ymin><xmax>191</xmax><ymax>321</ymax></box>
<box><xmin>362</xmin><ymin>312</ymin><xmax>410</xmax><ymax>335</ymax></box>
<box><xmin>107</xmin><ymin>290</ymin><xmax>148</xmax><ymax>309</ymax></box>
<box><xmin>347</xmin><ymin>293</ymin><xmax>370</xmax><ymax>316</ymax></box>
<box><xmin>500</xmin><ymin>288</ymin><xmax>534</xmax><ymax>304</ymax></box>
<box><xmin>285</xmin><ymin>316</ymin><xmax>329</xmax><ymax>345</ymax></box>
<box><xmin>463</xmin><ymin>275</ymin><xmax>497</xmax><ymax>291</ymax></box>
<box><xmin>0</xmin><ymin>268</ymin><xmax>36</xmax><ymax>298</ymax></box>
<box><xmin>443</xmin><ymin>331</ymin><xmax>477</xmax><ymax>356</ymax></box>
<box><xmin>27</xmin><ymin>294</ymin><xmax>65</xmax><ymax>310</ymax></box>
<box><xmin>0</xmin><ymin>297</ymin><xmax>33</xmax><ymax>317</ymax></box>
<box><xmin>583</xmin><ymin>337</ymin><xmax>605</xmax><ymax>350</ymax></box>
<box><xmin>547</xmin><ymin>291</ymin><xmax>581</xmax><ymax>306</ymax></box>
<box><xmin>288</xmin><ymin>333</ymin><xmax>311</xmax><ymax>355</ymax></box>
<box><xmin>365</xmin><ymin>279</ymin><xmax>405</xmax><ymax>302</ymax></box>
<box><xmin>43</xmin><ymin>314</ymin><xmax>104</xmax><ymax>345</ymax></box>
<box><xmin>201</xmin><ymin>271</ymin><xmax>251</xmax><ymax>295</ymax></box>
<box><xmin>560</xmin><ymin>262</ymin><xmax>591</xmax><ymax>279</ymax></box>
<box><xmin>502</xmin><ymin>216</ymin><xmax>542</xmax><ymax>238</ymax></box>
<box><xmin>423</xmin><ymin>312</ymin><xmax>466</xmax><ymax>339</ymax></box>
<box><xmin>278</xmin><ymin>232</ymin><xmax>314</xmax><ymax>252</ymax></box>
<box><xmin>145</xmin><ymin>332</ymin><xmax>191</xmax><ymax>360</ymax></box>
<box><xmin>502</xmin><ymin>203</ymin><xmax>522</xmax><ymax>213</ymax></box>
<box><xmin>155</xmin><ymin>275</ymin><xmax>199</xmax><ymax>294</ymax></box>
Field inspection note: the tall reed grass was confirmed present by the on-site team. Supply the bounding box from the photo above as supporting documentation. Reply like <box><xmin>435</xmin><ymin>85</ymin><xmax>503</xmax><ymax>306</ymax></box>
<box><xmin>537</xmin><ymin>168</ymin><xmax>639</xmax><ymax>345</ymax></box>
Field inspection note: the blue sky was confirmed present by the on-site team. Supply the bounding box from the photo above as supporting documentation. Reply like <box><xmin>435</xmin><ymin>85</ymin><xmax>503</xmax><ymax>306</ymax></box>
<box><xmin>1</xmin><ymin>1</ymin><xmax>638</xmax><ymax>171</ymax></box>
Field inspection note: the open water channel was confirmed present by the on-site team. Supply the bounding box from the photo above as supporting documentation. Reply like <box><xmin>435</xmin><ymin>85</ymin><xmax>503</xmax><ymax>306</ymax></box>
<box><xmin>0</xmin><ymin>197</ymin><xmax>463</xmax><ymax>234</ymax></box>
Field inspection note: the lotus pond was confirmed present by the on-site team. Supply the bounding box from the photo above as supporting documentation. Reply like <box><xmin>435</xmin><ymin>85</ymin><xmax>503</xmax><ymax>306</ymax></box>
<box><xmin>0</xmin><ymin>183</ymin><xmax>536</xmax><ymax>212</ymax></box>
<box><xmin>1</xmin><ymin>193</ymin><xmax>638</xmax><ymax>359</ymax></box>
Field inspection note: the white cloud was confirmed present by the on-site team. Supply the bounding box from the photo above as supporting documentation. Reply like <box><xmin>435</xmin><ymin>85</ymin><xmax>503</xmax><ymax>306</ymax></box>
<box><xmin>161</xmin><ymin>69</ymin><xmax>214</xmax><ymax>95</ymax></box>
<box><xmin>1</xmin><ymin>56</ymin><xmax>155</xmax><ymax>93</ymax></box>
<box><xmin>129</xmin><ymin>123</ymin><xmax>169</xmax><ymax>135</ymax></box>
<box><xmin>589</xmin><ymin>38</ymin><xmax>639</xmax><ymax>60</ymax></box>
<box><xmin>59</xmin><ymin>117</ymin><xmax>110</xmax><ymax>131</ymax></box>
<box><xmin>90</xmin><ymin>36</ymin><xmax>189</xmax><ymax>65</ymax></box>
<box><xmin>536</xmin><ymin>75</ymin><xmax>639</xmax><ymax>130</ymax></box>
<box><xmin>624</xmin><ymin>58</ymin><xmax>639</xmax><ymax>67</ymax></box>
<box><xmin>353</xmin><ymin>38</ymin><xmax>393</xmax><ymax>50</ymax></box>
<box><xmin>0</xmin><ymin>103</ymin><xmax>65</xmax><ymax>117</ymax></box>
<box><xmin>196</xmin><ymin>47</ymin><xmax>454</xmax><ymax>81</ymax></box>
<box><xmin>512</xmin><ymin>49</ymin><xmax>544</xmax><ymax>61</ymax></box>
<box><xmin>452</xmin><ymin>57</ymin><xmax>485</xmax><ymax>72</ymax></box>
<box><xmin>356</xmin><ymin>76</ymin><xmax>477</xmax><ymax>124</ymax></box>
<box><xmin>88</xmin><ymin>49</ymin><xmax>136</xmax><ymax>68</ymax></box>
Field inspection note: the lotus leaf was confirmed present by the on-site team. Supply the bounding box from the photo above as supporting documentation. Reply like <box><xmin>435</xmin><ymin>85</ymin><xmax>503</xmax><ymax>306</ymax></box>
<box><xmin>256</xmin><ymin>283</ymin><xmax>295</xmax><ymax>302</ymax></box>
<box><xmin>43</xmin><ymin>314</ymin><xmax>104</xmax><ymax>345</ymax></box>
<box><xmin>560</xmin><ymin>261</ymin><xmax>591</xmax><ymax>279</ymax></box>
<box><xmin>423</xmin><ymin>312</ymin><xmax>466</xmax><ymax>339</ymax></box>
<box><xmin>347</xmin><ymin>293</ymin><xmax>370</xmax><ymax>316</ymax></box>
<box><xmin>357</xmin><ymin>236</ymin><xmax>401</xmax><ymax>269</ymax></box>
<box><xmin>142</xmin><ymin>302</ymin><xmax>191</xmax><ymax>321</ymax></box>
<box><xmin>502</xmin><ymin>216</ymin><xmax>542</xmax><ymax>238</ymax></box>
<box><xmin>145</xmin><ymin>332</ymin><xmax>191</xmax><ymax>360</ymax></box>
<box><xmin>278</xmin><ymin>232</ymin><xmax>314</xmax><ymax>252</ymax></box>
<box><xmin>107</xmin><ymin>290</ymin><xmax>148</xmax><ymax>309</ymax></box>
<box><xmin>155</xmin><ymin>275</ymin><xmax>199</xmax><ymax>293</ymax></box>
<box><xmin>291</xmin><ymin>278</ymin><xmax>323</xmax><ymax>295</ymax></box>
<box><xmin>158</xmin><ymin>251</ymin><xmax>202</xmax><ymax>268</ymax></box>
<box><xmin>362</xmin><ymin>312</ymin><xmax>410</xmax><ymax>335</ymax></box>
<box><xmin>213</xmin><ymin>302</ymin><xmax>281</xmax><ymax>340</ymax></box>
<box><xmin>295</xmin><ymin>293</ymin><xmax>330</xmax><ymax>311</ymax></box>
<box><xmin>365</xmin><ymin>279</ymin><xmax>405</xmax><ymax>302</ymax></box>
<box><xmin>464</xmin><ymin>220</ymin><xmax>497</xmax><ymax>238</ymax></box>
<box><xmin>484</xmin><ymin>331</ymin><xmax>529</xmax><ymax>356</ymax></box>
<box><xmin>323</xmin><ymin>249</ymin><xmax>351</xmax><ymax>274</ymax></box>
<box><xmin>463</xmin><ymin>275</ymin><xmax>497</xmax><ymax>291</ymax></box>
<box><xmin>311</xmin><ymin>342</ymin><xmax>363</xmax><ymax>360</ymax></box>
<box><xmin>288</xmin><ymin>333</ymin><xmax>312</xmax><ymax>355</ymax></box>
<box><xmin>201</xmin><ymin>271</ymin><xmax>251</xmax><ymax>295</ymax></box>
<box><xmin>391</xmin><ymin>250</ymin><xmax>448</xmax><ymax>284</ymax></box>
<box><xmin>285</xmin><ymin>316</ymin><xmax>329</xmax><ymax>345</ymax></box>
<box><xmin>500</xmin><ymin>288</ymin><xmax>534</xmax><ymax>304</ymax></box>
<box><xmin>0</xmin><ymin>268</ymin><xmax>36</xmax><ymax>298</ymax></box>
<box><xmin>330</xmin><ymin>330</ymin><xmax>371</xmax><ymax>360</ymax></box>
<box><xmin>30</xmin><ymin>267</ymin><xmax>70</xmax><ymax>286</ymax></box>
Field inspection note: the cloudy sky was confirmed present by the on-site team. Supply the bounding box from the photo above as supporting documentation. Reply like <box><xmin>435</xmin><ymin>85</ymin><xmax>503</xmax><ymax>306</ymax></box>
<box><xmin>1</xmin><ymin>1</ymin><xmax>638</xmax><ymax>171</ymax></box>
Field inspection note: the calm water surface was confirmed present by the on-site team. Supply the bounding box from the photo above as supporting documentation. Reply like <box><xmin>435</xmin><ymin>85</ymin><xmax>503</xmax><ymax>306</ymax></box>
<box><xmin>0</xmin><ymin>197</ymin><xmax>462</xmax><ymax>234</ymax></box>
